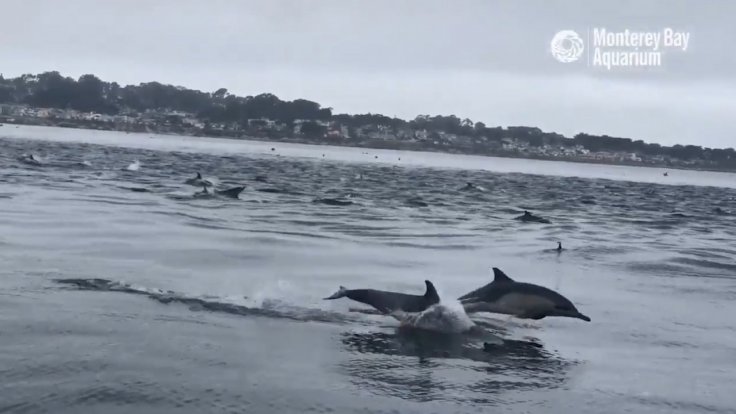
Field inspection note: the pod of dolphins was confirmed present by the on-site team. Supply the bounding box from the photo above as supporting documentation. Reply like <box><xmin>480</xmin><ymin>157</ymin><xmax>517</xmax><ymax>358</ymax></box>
<box><xmin>325</xmin><ymin>267</ymin><xmax>590</xmax><ymax>323</ymax></box>
<box><xmin>180</xmin><ymin>173</ymin><xmax>584</xmax><ymax>324</ymax></box>
<box><xmin>24</xmin><ymin>157</ymin><xmax>584</xmax><ymax>325</ymax></box>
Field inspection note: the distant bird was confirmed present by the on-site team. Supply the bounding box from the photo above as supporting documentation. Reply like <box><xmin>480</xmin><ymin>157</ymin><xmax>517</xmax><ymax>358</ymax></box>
<box><xmin>663</xmin><ymin>172</ymin><xmax>669</xmax><ymax>176</ymax></box>
<box><xmin>271</xmin><ymin>147</ymin><xmax>275</xmax><ymax>151</ymax></box>
<box><xmin>557</xmin><ymin>241</ymin><xmax>563</xmax><ymax>252</ymax></box>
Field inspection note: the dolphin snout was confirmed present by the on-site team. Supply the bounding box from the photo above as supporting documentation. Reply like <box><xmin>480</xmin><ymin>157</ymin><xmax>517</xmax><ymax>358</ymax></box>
<box><xmin>575</xmin><ymin>312</ymin><xmax>591</xmax><ymax>322</ymax></box>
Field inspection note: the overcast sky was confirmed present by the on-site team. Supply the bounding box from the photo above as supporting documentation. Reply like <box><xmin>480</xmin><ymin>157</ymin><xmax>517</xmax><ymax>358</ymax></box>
<box><xmin>2</xmin><ymin>0</ymin><xmax>735</xmax><ymax>148</ymax></box>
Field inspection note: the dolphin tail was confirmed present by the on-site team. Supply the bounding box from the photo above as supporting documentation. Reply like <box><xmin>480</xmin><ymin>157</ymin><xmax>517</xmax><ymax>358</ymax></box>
<box><xmin>324</xmin><ymin>286</ymin><xmax>349</xmax><ymax>300</ymax></box>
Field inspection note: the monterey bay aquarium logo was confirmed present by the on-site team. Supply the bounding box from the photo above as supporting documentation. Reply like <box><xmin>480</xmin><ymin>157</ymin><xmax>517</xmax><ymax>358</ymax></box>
<box><xmin>550</xmin><ymin>28</ymin><xmax>690</xmax><ymax>70</ymax></box>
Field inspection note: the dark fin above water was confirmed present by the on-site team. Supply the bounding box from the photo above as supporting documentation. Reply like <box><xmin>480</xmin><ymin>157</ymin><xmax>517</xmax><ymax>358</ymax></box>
<box><xmin>423</xmin><ymin>280</ymin><xmax>440</xmax><ymax>304</ymax></box>
<box><xmin>492</xmin><ymin>267</ymin><xmax>514</xmax><ymax>283</ymax></box>
<box><xmin>196</xmin><ymin>172</ymin><xmax>202</xmax><ymax>179</ymax></box>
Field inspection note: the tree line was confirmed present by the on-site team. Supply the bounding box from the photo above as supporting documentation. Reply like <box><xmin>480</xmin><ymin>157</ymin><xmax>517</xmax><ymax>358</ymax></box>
<box><xmin>0</xmin><ymin>71</ymin><xmax>733</xmax><ymax>166</ymax></box>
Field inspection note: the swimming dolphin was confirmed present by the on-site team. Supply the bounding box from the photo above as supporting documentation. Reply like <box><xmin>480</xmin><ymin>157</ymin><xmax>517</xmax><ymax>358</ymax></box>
<box><xmin>515</xmin><ymin>210</ymin><xmax>551</xmax><ymax>224</ymax></box>
<box><xmin>459</xmin><ymin>268</ymin><xmax>590</xmax><ymax>322</ymax></box>
<box><xmin>185</xmin><ymin>172</ymin><xmax>214</xmax><ymax>187</ymax></box>
<box><xmin>215</xmin><ymin>186</ymin><xmax>245</xmax><ymax>199</ymax></box>
<box><xmin>542</xmin><ymin>241</ymin><xmax>563</xmax><ymax>254</ymax></box>
<box><xmin>313</xmin><ymin>197</ymin><xmax>353</xmax><ymax>206</ymax></box>
<box><xmin>324</xmin><ymin>280</ymin><xmax>440</xmax><ymax>314</ymax></box>
<box><xmin>18</xmin><ymin>153</ymin><xmax>43</xmax><ymax>166</ymax></box>
<box><xmin>460</xmin><ymin>182</ymin><xmax>485</xmax><ymax>192</ymax></box>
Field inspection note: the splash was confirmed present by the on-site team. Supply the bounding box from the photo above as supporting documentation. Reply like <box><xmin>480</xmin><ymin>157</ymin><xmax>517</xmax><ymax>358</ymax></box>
<box><xmin>393</xmin><ymin>299</ymin><xmax>476</xmax><ymax>334</ymax></box>
<box><xmin>53</xmin><ymin>278</ymin><xmax>362</xmax><ymax>325</ymax></box>
<box><xmin>126</xmin><ymin>160</ymin><xmax>141</xmax><ymax>171</ymax></box>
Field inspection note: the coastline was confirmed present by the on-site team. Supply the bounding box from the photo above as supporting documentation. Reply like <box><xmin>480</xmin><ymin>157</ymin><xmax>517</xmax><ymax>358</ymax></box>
<box><xmin>2</xmin><ymin>117</ymin><xmax>735</xmax><ymax>175</ymax></box>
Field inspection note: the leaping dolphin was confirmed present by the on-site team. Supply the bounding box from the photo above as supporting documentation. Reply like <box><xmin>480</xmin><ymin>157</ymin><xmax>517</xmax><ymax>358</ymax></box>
<box><xmin>459</xmin><ymin>268</ymin><xmax>590</xmax><ymax>322</ymax></box>
<box><xmin>324</xmin><ymin>280</ymin><xmax>440</xmax><ymax>314</ymax></box>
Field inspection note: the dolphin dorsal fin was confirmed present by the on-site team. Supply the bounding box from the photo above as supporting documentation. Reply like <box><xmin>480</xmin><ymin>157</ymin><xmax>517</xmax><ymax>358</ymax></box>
<box><xmin>196</xmin><ymin>172</ymin><xmax>202</xmax><ymax>179</ymax></box>
<box><xmin>492</xmin><ymin>267</ymin><xmax>514</xmax><ymax>283</ymax></box>
<box><xmin>424</xmin><ymin>280</ymin><xmax>440</xmax><ymax>303</ymax></box>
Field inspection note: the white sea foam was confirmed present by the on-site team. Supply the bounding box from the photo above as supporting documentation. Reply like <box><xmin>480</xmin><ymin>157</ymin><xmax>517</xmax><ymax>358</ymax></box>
<box><xmin>394</xmin><ymin>299</ymin><xmax>476</xmax><ymax>334</ymax></box>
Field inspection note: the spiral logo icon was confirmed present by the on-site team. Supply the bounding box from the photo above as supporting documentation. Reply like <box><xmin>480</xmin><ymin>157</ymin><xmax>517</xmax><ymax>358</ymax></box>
<box><xmin>550</xmin><ymin>30</ymin><xmax>584</xmax><ymax>63</ymax></box>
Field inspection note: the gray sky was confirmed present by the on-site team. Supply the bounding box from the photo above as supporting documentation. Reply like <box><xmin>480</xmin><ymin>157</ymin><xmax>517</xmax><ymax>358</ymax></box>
<box><xmin>2</xmin><ymin>0</ymin><xmax>735</xmax><ymax>148</ymax></box>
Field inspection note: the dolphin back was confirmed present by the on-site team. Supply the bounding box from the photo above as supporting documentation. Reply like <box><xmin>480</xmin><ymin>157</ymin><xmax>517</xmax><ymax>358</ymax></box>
<box><xmin>324</xmin><ymin>286</ymin><xmax>437</xmax><ymax>314</ymax></box>
<box><xmin>458</xmin><ymin>268</ymin><xmax>514</xmax><ymax>302</ymax></box>
<box><xmin>216</xmin><ymin>186</ymin><xmax>245</xmax><ymax>199</ymax></box>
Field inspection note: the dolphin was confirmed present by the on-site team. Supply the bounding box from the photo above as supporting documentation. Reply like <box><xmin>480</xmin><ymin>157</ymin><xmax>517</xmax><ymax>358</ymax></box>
<box><xmin>324</xmin><ymin>280</ymin><xmax>440</xmax><ymax>314</ymax></box>
<box><xmin>313</xmin><ymin>197</ymin><xmax>353</xmax><ymax>206</ymax></box>
<box><xmin>18</xmin><ymin>153</ymin><xmax>43</xmax><ymax>166</ymax></box>
<box><xmin>460</xmin><ymin>182</ymin><xmax>485</xmax><ymax>192</ymax></box>
<box><xmin>215</xmin><ymin>186</ymin><xmax>245</xmax><ymax>199</ymax></box>
<box><xmin>459</xmin><ymin>268</ymin><xmax>590</xmax><ymax>322</ymax></box>
<box><xmin>185</xmin><ymin>172</ymin><xmax>214</xmax><ymax>187</ymax></box>
<box><xmin>514</xmin><ymin>210</ymin><xmax>551</xmax><ymax>224</ymax></box>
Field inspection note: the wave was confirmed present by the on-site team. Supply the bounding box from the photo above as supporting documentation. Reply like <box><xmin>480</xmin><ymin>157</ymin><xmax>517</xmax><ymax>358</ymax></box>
<box><xmin>393</xmin><ymin>301</ymin><xmax>477</xmax><ymax>334</ymax></box>
<box><xmin>54</xmin><ymin>278</ymin><xmax>362</xmax><ymax>325</ymax></box>
<box><xmin>53</xmin><ymin>278</ymin><xmax>511</xmax><ymax>344</ymax></box>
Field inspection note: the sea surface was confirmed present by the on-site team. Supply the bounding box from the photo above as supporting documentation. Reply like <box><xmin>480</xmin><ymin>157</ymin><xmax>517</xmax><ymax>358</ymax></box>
<box><xmin>1</xmin><ymin>125</ymin><xmax>735</xmax><ymax>414</ymax></box>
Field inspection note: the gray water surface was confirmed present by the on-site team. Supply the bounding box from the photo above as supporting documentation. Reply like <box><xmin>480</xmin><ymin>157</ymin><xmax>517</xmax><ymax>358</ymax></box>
<box><xmin>1</xmin><ymin>128</ymin><xmax>735</xmax><ymax>413</ymax></box>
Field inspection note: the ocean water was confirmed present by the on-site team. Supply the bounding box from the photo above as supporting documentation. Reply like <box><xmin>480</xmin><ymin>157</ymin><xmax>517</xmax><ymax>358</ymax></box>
<box><xmin>1</xmin><ymin>125</ymin><xmax>735</xmax><ymax>414</ymax></box>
